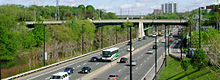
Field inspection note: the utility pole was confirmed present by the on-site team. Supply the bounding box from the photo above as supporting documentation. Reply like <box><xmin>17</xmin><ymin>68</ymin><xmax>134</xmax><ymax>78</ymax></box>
<box><xmin>43</xmin><ymin>25</ymin><xmax>46</xmax><ymax>66</ymax></box>
<box><xmin>116</xmin><ymin>26</ymin><xmax>118</xmax><ymax>44</ymax></box>
<box><xmin>165</xmin><ymin>25</ymin><xmax>167</xmax><ymax>66</ymax></box>
<box><xmin>168</xmin><ymin>26</ymin><xmax>170</xmax><ymax>57</ymax></box>
<box><xmin>199</xmin><ymin>7</ymin><xmax>201</xmax><ymax>48</ymax></box>
<box><xmin>154</xmin><ymin>23</ymin><xmax>158</xmax><ymax>80</ymax></box>
<box><xmin>56</xmin><ymin>0</ymin><xmax>59</xmax><ymax>21</ymax></box>
<box><xmin>180</xmin><ymin>17</ymin><xmax>183</xmax><ymax>59</ymax></box>
<box><xmin>101</xmin><ymin>25</ymin><xmax>103</xmax><ymax>48</ymax></box>
<box><xmin>82</xmin><ymin>24</ymin><xmax>85</xmax><ymax>55</ymax></box>
<box><xmin>129</xmin><ymin>25</ymin><xmax>133</xmax><ymax>80</ymax></box>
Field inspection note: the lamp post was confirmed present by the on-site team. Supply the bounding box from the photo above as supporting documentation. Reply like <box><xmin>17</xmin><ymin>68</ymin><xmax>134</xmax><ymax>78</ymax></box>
<box><xmin>129</xmin><ymin>25</ymin><xmax>133</xmax><ymax>80</ymax></box>
<box><xmin>198</xmin><ymin>7</ymin><xmax>204</xmax><ymax>48</ymax></box>
<box><xmin>82</xmin><ymin>24</ymin><xmax>85</xmax><ymax>55</ymax></box>
<box><xmin>165</xmin><ymin>25</ymin><xmax>167</xmax><ymax>66</ymax></box>
<box><xmin>43</xmin><ymin>25</ymin><xmax>46</xmax><ymax>66</ymax></box>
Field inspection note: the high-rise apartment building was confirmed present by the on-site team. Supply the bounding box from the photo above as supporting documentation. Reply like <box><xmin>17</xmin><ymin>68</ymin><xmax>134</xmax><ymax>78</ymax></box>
<box><xmin>161</xmin><ymin>2</ymin><xmax>177</xmax><ymax>13</ymax></box>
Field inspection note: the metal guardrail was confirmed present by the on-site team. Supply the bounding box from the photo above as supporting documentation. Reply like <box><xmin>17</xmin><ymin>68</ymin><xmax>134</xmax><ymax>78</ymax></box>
<box><xmin>3</xmin><ymin>38</ymin><xmax>138</xmax><ymax>80</ymax></box>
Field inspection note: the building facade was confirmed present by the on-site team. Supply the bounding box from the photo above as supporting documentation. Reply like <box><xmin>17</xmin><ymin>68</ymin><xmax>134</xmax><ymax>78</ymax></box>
<box><xmin>161</xmin><ymin>2</ymin><xmax>177</xmax><ymax>13</ymax></box>
<box><xmin>153</xmin><ymin>9</ymin><xmax>163</xmax><ymax>15</ymax></box>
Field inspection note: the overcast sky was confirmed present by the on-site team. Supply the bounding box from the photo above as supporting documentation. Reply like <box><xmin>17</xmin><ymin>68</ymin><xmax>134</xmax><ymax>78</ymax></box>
<box><xmin>0</xmin><ymin>0</ymin><xmax>216</xmax><ymax>15</ymax></box>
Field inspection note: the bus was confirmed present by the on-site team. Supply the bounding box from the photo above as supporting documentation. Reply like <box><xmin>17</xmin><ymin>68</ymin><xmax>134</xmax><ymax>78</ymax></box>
<box><xmin>101</xmin><ymin>47</ymin><xmax>119</xmax><ymax>61</ymax></box>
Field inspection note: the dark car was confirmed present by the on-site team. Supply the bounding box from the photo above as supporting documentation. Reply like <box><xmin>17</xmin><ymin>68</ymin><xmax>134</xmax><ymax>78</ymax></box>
<box><xmin>80</xmin><ymin>66</ymin><xmax>91</xmax><ymax>73</ymax></box>
<box><xmin>90</xmin><ymin>56</ymin><xmax>100</xmax><ymax>62</ymax></box>
<box><xmin>119</xmin><ymin>57</ymin><xmax>128</xmax><ymax>63</ymax></box>
<box><xmin>138</xmin><ymin>38</ymin><xmax>142</xmax><ymax>41</ymax></box>
<box><xmin>64</xmin><ymin>67</ymin><xmax>74</xmax><ymax>74</ymax></box>
<box><xmin>108</xmin><ymin>74</ymin><xmax>119</xmax><ymax>80</ymax></box>
<box><xmin>127</xmin><ymin>41</ymin><xmax>131</xmax><ymax>45</ymax></box>
<box><xmin>153</xmin><ymin>45</ymin><xmax>157</xmax><ymax>49</ymax></box>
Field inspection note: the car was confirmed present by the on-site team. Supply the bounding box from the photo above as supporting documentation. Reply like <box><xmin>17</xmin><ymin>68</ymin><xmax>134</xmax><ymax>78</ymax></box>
<box><xmin>50</xmin><ymin>72</ymin><xmax>69</xmax><ymax>80</ymax></box>
<box><xmin>152</xmin><ymin>34</ymin><xmax>157</xmax><ymax>37</ymax></box>
<box><xmin>146</xmin><ymin>49</ymin><xmax>153</xmax><ymax>54</ymax></box>
<box><xmin>153</xmin><ymin>45</ymin><xmax>157</xmax><ymax>49</ymax></box>
<box><xmin>127</xmin><ymin>60</ymin><xmax>137</xmax><ymax>66</ymax></box>
<box><xmin>90</xmin><ymin>56</ymin><xmax>100</xmax><ymax>62</ymax></box>
<box><xmin>64</xmin><ymin>67</ymin><xmax>74</xmax><ymax>74</ymax></box>
<box><xmin>127</xmin><ymin>41</ymin><xmax>131</xmax><ymax>45</ymax></box>
<box><xmin>79</xmin><ymin>66</ymin><xmax>91</xmax><ymax>73</ymax></box>
<box><xmin>119</xmin><ymin>57</ymin><xmax>128</xmax><ymax>63</ymax></box>
<box><xmin>138</xmin><ymin>38</ymin><xmax>142</xmax><ymax>41</ymax></box>
<box><xmin>108</xmin><ymin>74</ymin><xmax>119</xmax><ymax>80</ymax></box>
<box><xmin>127</xmin><ymin>47</ymin><xmax>134</xmax><ymax>51</ymax></box>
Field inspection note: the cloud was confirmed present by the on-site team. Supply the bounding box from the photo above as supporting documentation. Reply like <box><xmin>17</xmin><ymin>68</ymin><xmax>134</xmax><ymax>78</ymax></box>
<box><xmin>97</xmin><ymin>5</ymin><xmax>112</xmax><ymax>9</ymax></box>
<box><xmin>120</xmin><ymin>3</ymin><xmax>133</xmax><ymax>9</ymax></box>
<box><xmin>136</xmin><ymin>2</ymin><xmax>146</xmax><ymax>7</ymax></box>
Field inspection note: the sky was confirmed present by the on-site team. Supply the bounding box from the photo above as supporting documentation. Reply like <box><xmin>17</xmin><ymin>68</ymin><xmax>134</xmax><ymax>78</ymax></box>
<box><xmin>0</xmin><ymin>0</ymin><xmax>216</xmax><ymax>15</ymax></box>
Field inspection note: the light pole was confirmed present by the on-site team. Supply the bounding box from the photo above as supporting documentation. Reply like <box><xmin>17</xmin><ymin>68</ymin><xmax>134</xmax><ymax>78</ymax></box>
<box><xmin>82</xmin><ymin>24</ymin><xmax>84</xmax><ymax>54</ymax></box>
<box><xmin>116</xmin><ymin>26</ymin><xmax>118</xmax><ymax>44</ymax></box>
<box><xmin>165</xmin><ymin>25</ymin><xmax>167</xmax><ymax>66</ymax></box>
<box><xmin>198</xmin><ymin>7</ymin><xmax>204</xmax><ymax>48</ymax></box>
<box><xmin>101</xmin><ymin>25</ymin><xmax>103</xmax><ymax>49</ymax></box>
<box><xmin>129</xmin><ymin>25</ymin><xmax>133</xmax><ymax>80</ymax></box>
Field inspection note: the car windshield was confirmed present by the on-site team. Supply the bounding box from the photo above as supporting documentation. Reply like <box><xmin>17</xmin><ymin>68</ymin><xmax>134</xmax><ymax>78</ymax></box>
<box><xmin>103</xmin><ymin>51</ymin><xmax>111</xmax><ymax>57</ymax></box>
<box><xmin>65</xmin><ymin>68</ymin><xmax>72</xmax><ymax>70</ymax></box>
<box><xmin>132</xmin><ymin>60</ymin><xmax>136</xmax><ymax>62</ymax></box>
<box><xmin>82</xmin><ymin>67</ymin><xmax>89</xmax><ymax>70</ymax></box>
<box><xmin>51</xmin><ymin>76</ymin><xmax>61</xmax><ymax>79</ymax></box>
<box><xmin>109</xmin><ymin>75</ymin><xmax>117</xmax><ymax>77</ymax></box>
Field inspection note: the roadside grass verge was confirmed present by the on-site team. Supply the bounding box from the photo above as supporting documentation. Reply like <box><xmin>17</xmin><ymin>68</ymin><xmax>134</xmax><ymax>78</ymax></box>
<box><xmin>159</xmin><ymin>56</ymin><xmax>218</xmax><ymax>80</ymax></box>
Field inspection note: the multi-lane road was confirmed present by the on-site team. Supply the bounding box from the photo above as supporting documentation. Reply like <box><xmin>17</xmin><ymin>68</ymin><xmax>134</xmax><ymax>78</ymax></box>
<box><xmin>16</xmin><ymin>28</ymin><xmax>178</xmax><ymax>80</ymax></box>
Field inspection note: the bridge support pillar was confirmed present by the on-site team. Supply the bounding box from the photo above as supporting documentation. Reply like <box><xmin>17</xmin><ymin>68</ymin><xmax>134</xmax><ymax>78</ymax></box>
<box><xmin>138</xmin><ymin>21</ymin><xmax>145</xmax><ymax>38</ymax></box>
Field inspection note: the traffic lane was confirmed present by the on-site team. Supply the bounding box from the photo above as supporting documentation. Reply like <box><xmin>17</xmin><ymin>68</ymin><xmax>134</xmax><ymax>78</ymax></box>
<box><xmin>24</xmin><ymin>40</ymin><xmax>139</xmax><ymax>80</ymax></box>
<box><xmin>28</xmin><ymin>38</ymin><xmax>153</xmax><ymax>80</ymax></box>
<box><xmin>93</xmin><ymin>40</ymin><xmax>164</xmax><ymax>80</ymax></box>
<box><xmin>69</xmin><ymin>38</ymin><xmax>154</xmax><ymax>79</ymax></box>
<box><xmin>115</xmin><ymin>44</ymin><xmax>165</xmax><ymax>80</ymax></box>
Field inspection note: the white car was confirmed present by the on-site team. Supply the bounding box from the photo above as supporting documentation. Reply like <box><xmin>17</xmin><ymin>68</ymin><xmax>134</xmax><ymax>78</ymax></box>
<box><xmin>127</xmin><ymin>47</ymin><xmax>134</xmax><ymax>51</ymax></box>
<box><xmin>146</xmin><ymin>49</ymin><xmax>153</xmax><ymax>54</ymax></box>
<box><xmin>50</xmin><ymin>72</ymin><xmax>69</xmax><ymax>80</ymax></box>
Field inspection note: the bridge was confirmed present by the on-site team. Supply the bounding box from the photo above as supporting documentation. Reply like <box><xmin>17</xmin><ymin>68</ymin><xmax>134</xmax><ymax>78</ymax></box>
<box><xmin>25</xmin><ymin>19</ymin><xmax>188</xmax><ymax>38</ymax></box>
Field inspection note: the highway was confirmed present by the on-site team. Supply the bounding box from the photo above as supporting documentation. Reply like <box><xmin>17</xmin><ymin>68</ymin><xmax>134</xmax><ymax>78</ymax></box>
<box><xmin>92</xmin><ymin>41</ymin><xmax>165</xmax><ymax>80</ymax></box>
<box><xmin>18</xmin><ymin>36</ymin><xmax>155</xmax><ymax>80</ymax></box>
<box><xmin>17</xmin><ymin>27</ymin><xmax>178</xmax><ymax>80</ymax></box>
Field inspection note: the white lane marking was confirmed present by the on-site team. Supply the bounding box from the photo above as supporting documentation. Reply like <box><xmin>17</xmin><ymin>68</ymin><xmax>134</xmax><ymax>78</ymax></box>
<box><xmin>140</xmin><ymin>63</ymin><xmax>143</xmax><ymax>66</ymax></box>
<box><xmin>135</xmin><ymin>67</ymin><xmax>138</xmax><ymax>70</ymax></box>
<box><xmin>77</xmin><ymin>65</ymin><xmax>81</xmax><ymax>68</ymax></box>
<box><xmin>45</xmin><ymin>77</ymin><xmax>50</xmax><ymax>80</ymax></box>
<box><xmin>96</xmin><ymin>63</ymin><xmax>99</xmax><ymax>65</ymax></box>
<box><xmin>144</xmin><ymin>60</ymin><xmax>146</xmax><ymax>63</ymax></box>
<box><xmin>118</xmin><ymin>69</ymin><xmax>122</xmax><ymax>72</ymax></box>
<box><xmin>141</xmin><ymin>54</ymin><xmax>144</xmax><ymax>56</ymax></box>
<box><xmin>124</xmin><ymin>76</ymin><xmax>128</xmax><ymax>80</ymax></box>
<box><xmin>83</xmin><ymin>63</ymin><xmax>87</xmax><ymax>65</ymax></box>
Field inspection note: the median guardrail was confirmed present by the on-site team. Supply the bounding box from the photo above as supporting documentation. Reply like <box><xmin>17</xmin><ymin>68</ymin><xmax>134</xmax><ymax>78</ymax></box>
<box><xmin>3</xmin><ymin>38</ymin><xmax>138</xmax><ymax>80</ymax></box>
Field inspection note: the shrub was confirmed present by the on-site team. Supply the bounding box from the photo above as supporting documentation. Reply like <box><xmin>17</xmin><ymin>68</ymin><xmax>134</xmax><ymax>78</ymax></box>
<box><xmin>191</xmin><ymin>48</ymin><xmax>207</xmax><ymax>70</ymax></box>
<box><xmin>181</xmin><ymin>58</ymin><xmax>191</xmax><ymax>71</ymax></box>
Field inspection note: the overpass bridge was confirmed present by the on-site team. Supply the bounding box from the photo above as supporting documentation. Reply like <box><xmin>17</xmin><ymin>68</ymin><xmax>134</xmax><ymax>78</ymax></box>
<box><xmin>25</xmin><ymin>19</ymin><xmax>188</xmax><ymax>38</ymax></box>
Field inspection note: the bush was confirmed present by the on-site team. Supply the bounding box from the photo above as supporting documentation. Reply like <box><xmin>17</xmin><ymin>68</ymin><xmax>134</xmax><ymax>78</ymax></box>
<box><xmin>181</xmin><ymin>58</ymin><xmax>191</xmax><ymax>71</ymax></box>
<box><xmin>191</xmin><ymin>48</ymin><xmax>207</xmax><ymax>70</ymax></box>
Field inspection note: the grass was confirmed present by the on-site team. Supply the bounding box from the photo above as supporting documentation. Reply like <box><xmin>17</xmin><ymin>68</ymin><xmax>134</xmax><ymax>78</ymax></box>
<box><xmin>159</xmin><ymin>56</ymin><xmax>219</xmax><ymax>80</ymax></box>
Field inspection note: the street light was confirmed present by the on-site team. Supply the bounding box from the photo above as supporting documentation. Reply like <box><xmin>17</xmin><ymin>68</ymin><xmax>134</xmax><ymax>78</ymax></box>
<box><xmin>199</xmin><ymin>7</ymin><xmax>204</xmax><ymax>48</ymax></box>
<box><xmin>129</xmin><ymin>24</ymin><xmax>133</xmax><ymax>80</ymax></box>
